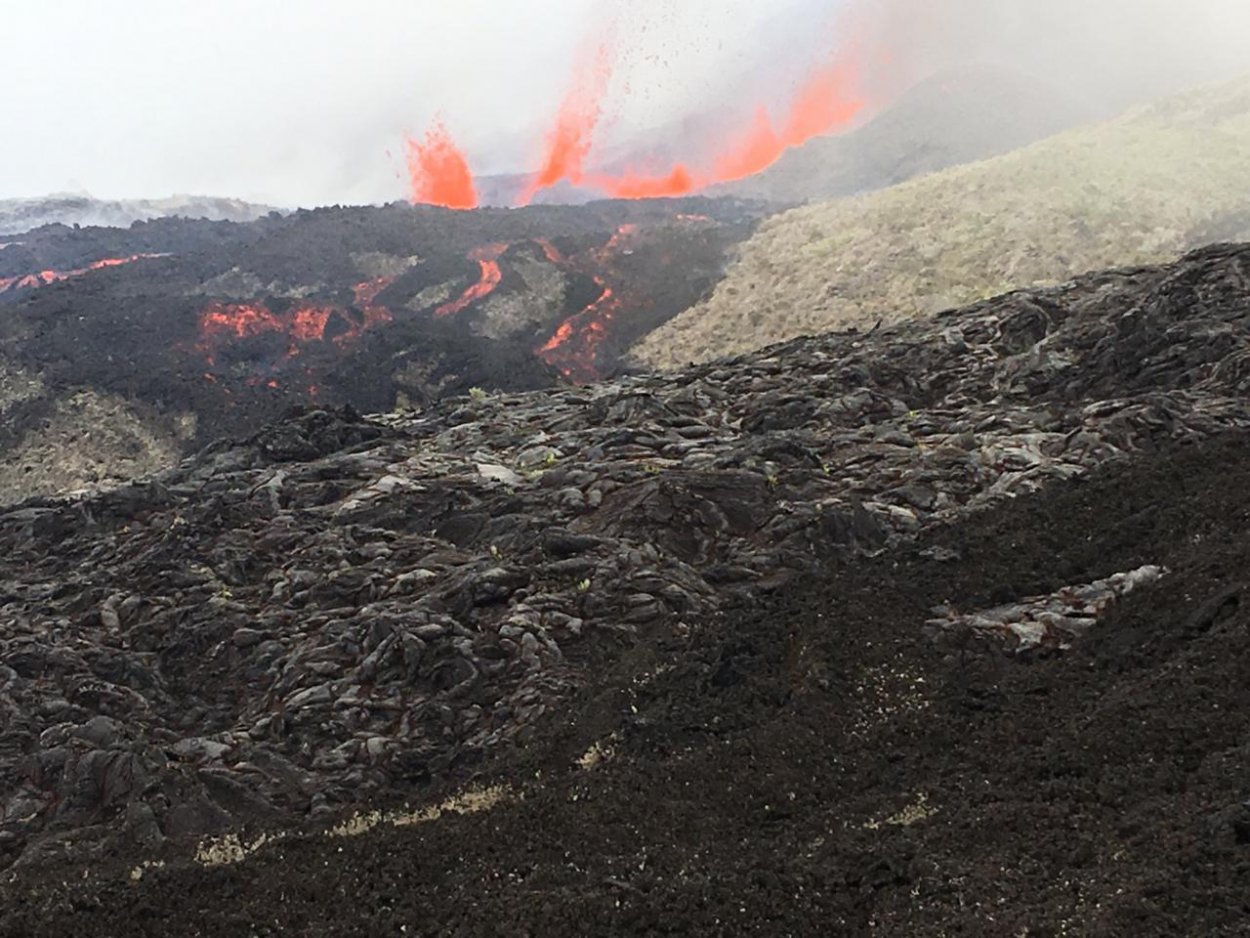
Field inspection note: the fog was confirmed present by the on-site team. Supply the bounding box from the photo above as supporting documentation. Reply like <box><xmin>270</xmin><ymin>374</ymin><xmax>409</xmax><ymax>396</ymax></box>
<box><xmin>2</xmin><ymin>0</ymin><xmax>1249</xmax><ymax>207</ymax></box>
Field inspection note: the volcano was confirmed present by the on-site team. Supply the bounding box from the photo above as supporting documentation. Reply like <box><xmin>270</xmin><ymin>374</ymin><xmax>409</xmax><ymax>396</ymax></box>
<box><xmin>3</xmin><ymin>243</ymin><xmax>1250</xmax><ymax>935</ymax></box>
<box><xmin>0</xmin><ymin>198</ymin><xmax>765</xmax><ymax>501</ymax></box>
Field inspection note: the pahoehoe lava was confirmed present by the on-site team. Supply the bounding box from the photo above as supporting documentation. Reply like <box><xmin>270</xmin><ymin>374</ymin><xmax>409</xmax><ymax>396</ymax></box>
<box><xmin>2</xmin><ymin>244</ymin><xmax>1250</xmax><ymax>934</ymax></box>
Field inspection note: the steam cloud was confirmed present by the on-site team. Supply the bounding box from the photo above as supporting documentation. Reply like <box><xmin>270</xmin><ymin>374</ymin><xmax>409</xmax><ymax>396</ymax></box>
<box><xmin>3</xmin><ymin>0</ymin><xmax>1249</xmax><ymax>207</ymax></box>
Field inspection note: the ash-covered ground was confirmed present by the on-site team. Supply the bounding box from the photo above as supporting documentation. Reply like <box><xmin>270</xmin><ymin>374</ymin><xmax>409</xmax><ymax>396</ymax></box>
<box><xmin>1</xmin><ymin>244</ymin><xmax>1249</xmax><ymax>935</ymax></box>
<box><xmin>0</xmin><ymin>199</ymin><xmax>765</xmax><ymax>500</ymax></box>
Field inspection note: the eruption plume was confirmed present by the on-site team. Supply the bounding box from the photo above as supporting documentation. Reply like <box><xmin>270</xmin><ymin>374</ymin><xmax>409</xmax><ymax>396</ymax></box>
<box><xmin>405</xmin><ymin>118</ymin><xmax>479</xmax><ymax>210</ymax></box>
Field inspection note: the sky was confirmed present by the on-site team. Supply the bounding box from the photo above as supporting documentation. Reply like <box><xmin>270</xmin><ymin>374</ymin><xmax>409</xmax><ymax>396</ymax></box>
<box><xmin>3</xmin><ymin>0</ymin><xmax>1250</xmax><ymax>207</ymax></box>
<box><xmin>1</xmin><ymin>0</ymin><xmax>830</xmax><ymax>205</ymax></box>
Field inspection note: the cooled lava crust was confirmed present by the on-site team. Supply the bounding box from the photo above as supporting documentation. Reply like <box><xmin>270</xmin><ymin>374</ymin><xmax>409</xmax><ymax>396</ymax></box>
<box><xmin>0</xmin><ymin>198</ymin><xmax>766</xmax><ymax>450</ymax></box>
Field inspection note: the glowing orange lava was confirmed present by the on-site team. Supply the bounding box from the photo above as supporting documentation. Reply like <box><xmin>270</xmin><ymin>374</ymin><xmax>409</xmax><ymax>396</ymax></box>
<box><xmin>406</xmin><ymin>118</ymin><xmax>479</xmax><ymax>210</ymax></box>
<box><xmin>199</xmin><ymin>302</ymin><xmax>284</xmax><ymax>341</ymax></box>
<box><xmin>193</xmin><ymin>274</ymin><xmax>399</xmax><ymax>381</ymax></box>
<box><xmin>534</xmin><ymin>224</ymin><xmax>639</xmax><ymax>382</ymax></box>
<box><xmin>587</xmin><ymin>165</ymin><xmax>698</xmax><ymax>200</ymax></box>
<box><xmin>352</xmin><ymin>276</ymin><xmax>397</xmax><ymax>329</ymax></box>
<box><xmin>0</xmin><ymin>253</ymin><xmax>167</xmax><ymax>295</ymax></box>
<box><xmin>435</xmin><ymin>243</ymin><xmax>508</xmax><ymax>317</ymax></box>
<box><xmin>290</xmin><ymin>305</ymin><xmax>333</xmax><ymax>342</ymax></box>
<box><xmin>405</xmin><ymin>19</ymin><xmax>870</xmax><ymax>207</ymax></box>
<box><xmin>577</xmin><ymin>54</ymin><xmax>865</xmax><ymax>199</ymax></box>
<box><xmin>197</xmin><ymin>300</ymin><xmax>333</xmax><ymax>366</ymax></box>
<box><xmin>516</xmin><ymin>42</ymin><xmax>615</xmax><ymax>206</ymax></box>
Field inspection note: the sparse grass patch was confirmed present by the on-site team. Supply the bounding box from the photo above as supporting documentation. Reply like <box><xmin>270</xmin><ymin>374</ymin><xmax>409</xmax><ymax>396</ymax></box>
<box><xmin>633</xmin><ymin>76</ymin><xmax>1250</xmax><ymax>369</ymax></box>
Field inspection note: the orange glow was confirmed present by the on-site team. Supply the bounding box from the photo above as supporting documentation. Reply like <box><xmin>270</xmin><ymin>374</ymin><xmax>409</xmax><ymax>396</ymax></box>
<box><xmin>435</xmin><ymin>243</ymin><xmax>508</xmax><ymax>317</ymax></box>
<box><xmin>0</xmin><ymin>253</ymin><xmax>166</xmax><ymax>295</ymax></box>
<box><xmin>536</xmin><ymin>238</ymin><xmax>565</xmax><ymax>264</ymax></box>
<box><xmin>516</xmin><ymin>43</ymin><xmax>615</xmax><ymax>205</ymax></box>
<box><xmin>535</xmin><ymin>224</ymin><xmax>635</xmax><ymax>382</ymax></box>
<box><xmin>590</xmin><ymin>165</ymin><xmax>698</xmax><ymax>200</ymax></box>
<box><xmin>397</xmin><ymin>20</ymin><xmax>870</xmax><ymax>207</ymax></box>
<box><xmin>290</xmin><ymin>305</ymin><xmax>333</xmax><ymax>342</ymax></box>
<box><xmin>193</xmin><ymin>277</ymin><xmax>399</xmax><ymax>385</ymax></box>
<box><xmin>713</xmin><ymin>57</ymin><xmax>864</xmax><ymax>183</ymax></box>
<box><xmin>199</xmin><ymin>302</ymin><xmax>285</xmax><ymax>341</ymax></box>
<box><xmin>195</xmin><ymin>305</ymin><xmax>350</xmax><ymax>370</ymax></box>
<box><xmin>353</xmin><ymin>276</ymin><xmax>396</xmax><ymax>328</ymax></box>
<box><xmin>406</xmin><ymin>118</ymin><xmax>479</xmax><ymax>209</ymax></box>
<box><xmin>581</xmin><ymin>54</ymin><xmax>864</xmax><ymax>199</ymax></box>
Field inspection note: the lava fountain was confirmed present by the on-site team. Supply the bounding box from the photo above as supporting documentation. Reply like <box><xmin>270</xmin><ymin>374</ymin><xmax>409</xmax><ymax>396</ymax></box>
<box><xmin>405</xmin><ymin>23</ymin><xmax>869</xmax><ymax>207</ymax></box>
<box><xmin>406</xmin><ymin>118</ymin><xmax>479</xmax><ymax>210</ymax></box>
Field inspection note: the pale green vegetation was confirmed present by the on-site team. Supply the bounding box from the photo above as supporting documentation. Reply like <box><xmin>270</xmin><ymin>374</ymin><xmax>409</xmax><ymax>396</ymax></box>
<box><xmin>633</xmin><ymin>76</ymin><xmax>1250</xmax><ymax>370</ymax></box>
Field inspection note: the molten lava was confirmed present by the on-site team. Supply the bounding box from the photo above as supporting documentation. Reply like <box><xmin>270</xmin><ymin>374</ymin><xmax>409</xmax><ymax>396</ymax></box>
<box><xmin>534</xmin><ymin>224</ymin><xmax>639</xmax><ymax>383</ymax></box>
<box><xmin>435</xmin><ymin>243</ymin><xmax>508</xmax><ymax>317</ymax></box>
<box><xmin>516</xmin><ymin>43</ymin><xmax>615</xmax><ymax>206</ymax></box>
<box><xmin>290</xmin><ymin>305</ymin><xmax>333</xmax><ymax>342</ymax></box>
<box><xmin>405</xmin><ymin>20</ymin><xmax>868</xmax><ymax>206</ymax></box>
<box><xmin>405</xmin><ymin>118</ymin><xmax>479</xmax><ymax>210</ymax></box>
<box><xmin>0</xmin><ymin>253</ymin><xmax>167</xmax><ymax>295</ymax></box>
<box><xmin>195</xmin><ymin>277</ymin><xmax>396</xmax><ymax>372</ymax></box>
<box><xmin>711</xmin><ymin>57</ymin><xmax>864</xmax><ymax>183</ymax></box>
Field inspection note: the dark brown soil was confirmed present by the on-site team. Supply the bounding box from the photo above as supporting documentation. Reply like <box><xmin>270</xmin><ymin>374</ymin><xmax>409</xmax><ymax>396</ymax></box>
<box><xmin>4</xmin><ymin>429</ymin><xmax>1248</xmax><ymax>936</ymax></box>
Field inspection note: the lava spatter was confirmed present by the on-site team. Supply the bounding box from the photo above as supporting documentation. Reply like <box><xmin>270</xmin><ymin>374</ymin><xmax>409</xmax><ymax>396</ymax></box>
<box><xmin>405</xmin><ymin>14</ymin><xmax>868</xmax><ymax>206</ymax></box>
<box><xmin>406</xmin><ymin>118</ymin><xmax>479</xmax><ymax>210</ymax></box>
<box><xmin>577</xmin><ymin>54</ymin><xmax>865</xmax><ymax>200</ymax></box>
<box><xmin>352</xmin><ymin>276</ymin><xmax>397</xmax><ymax>330</ymax></box>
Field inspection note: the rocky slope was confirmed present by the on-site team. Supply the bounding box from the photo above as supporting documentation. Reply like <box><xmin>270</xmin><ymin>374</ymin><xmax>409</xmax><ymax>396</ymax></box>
<box><xmin>0</xmin><ymin>195</ymin><xmax>277</xmax><ymax>238</ymax></box>
<box><xmin>0</xmin><ymin>199</ymin><xmax>763</xmax><ymax>503</ymax></box>
<box><xmin>0</xmin><ymin>244</ymin><xmax>1248</xmax><ymax>935</ymax></box>
<box><xmin>632</xmin><ymin>75</ymin><xmax>1250</xmax><ymax>370</ymax></box>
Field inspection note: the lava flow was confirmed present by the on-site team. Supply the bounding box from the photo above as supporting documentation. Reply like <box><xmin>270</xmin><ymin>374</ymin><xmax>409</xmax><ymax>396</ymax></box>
<box><xmin>435</xmin><ymin>243</ymin><xmax>508</xmax><ymax>317</ymax></box>
<box><xmin>406</xmin><ymin>118</ymin><xmax>479</xmax><ymax>210</ymax></box>
<box><xmin>515</xmin><ymin>42</ymin><xmax>615</xmax><ymax>206</ymax></box>
<box><xmin>195</xmin><ymin>277</ymin><xmax>396</xmax><ymax>374</ymax></box>
<box><xmin>0</xmin><ymin>253</ymin><xmax>167</xmax><ymax>295</ymax></box>
<box><xmin>534</xmin><ymin>224</ymin><xmax>638</xmax><ymax>383</ymax></box>
<box><xmin>196</xmin><ymin>301</ymin><xmax>336</xmax><ymax>367</ymax></box>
